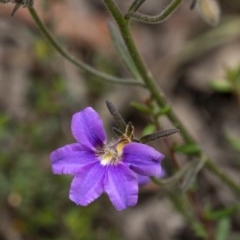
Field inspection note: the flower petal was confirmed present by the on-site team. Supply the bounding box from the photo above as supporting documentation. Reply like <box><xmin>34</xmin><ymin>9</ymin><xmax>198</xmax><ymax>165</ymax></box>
<box><xmin>137</xmin><ymin>175</ymin><xmax>151</xmax><ymax>186</ymax></box>
<box><xmin>137</xmin><ymin>169</ymin><xmax>165</xmax><ymax>186</ymax></box>
<box><xmin>71</xmin><ymin>107</ymin><xmax>106</xmax><ymax>149</ymax></box>
<box><xmin>69</xmin><ymin>162</ymin><xmax>105</xmax><ymax>206</ymax></box>
<box><xmin>123</xmin><ymin>142</ymin><xmax>164</xmax><ymax>176</ymax></box>
<box><xmin>104</xmin><ymin>164</ymin><xmax>138</xmax><ymax>210</ymax></box>
<box><xmin>50</xmin><ymin>143</ymin><xmax>98</xmax><ymax>175</ymax></box>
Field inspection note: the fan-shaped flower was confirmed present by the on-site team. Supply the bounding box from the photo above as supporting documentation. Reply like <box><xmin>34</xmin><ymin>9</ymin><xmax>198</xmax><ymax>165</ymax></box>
<box><xmin>50</xmin><ymin>107</ymin><xmax>164</xmax><ymax>210</ymax></box>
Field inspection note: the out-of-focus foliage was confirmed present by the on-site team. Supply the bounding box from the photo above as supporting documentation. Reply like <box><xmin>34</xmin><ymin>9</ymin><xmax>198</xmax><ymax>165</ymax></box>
<box><xmin>0</xmin><ymin>37</ymin><xmax>120</xmax><ymax>240</ymax></box>
<box><xmin>210</xmin><ymin>63</ymin><xmax>240</xmax><ymax>101</ymax></box>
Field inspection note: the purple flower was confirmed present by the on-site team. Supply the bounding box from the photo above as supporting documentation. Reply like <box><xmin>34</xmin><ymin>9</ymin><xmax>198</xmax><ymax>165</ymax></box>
<box><xmin>50</xmin><ymin>107</ymin><xmax>164</xmax><ymax>210</ymax></box>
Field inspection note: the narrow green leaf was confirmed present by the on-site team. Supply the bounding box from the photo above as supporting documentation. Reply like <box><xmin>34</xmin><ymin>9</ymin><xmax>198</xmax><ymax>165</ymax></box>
<box><xmin>205</xmin><ymin>205</ymin><xmax>239</xmax><ymax>220</ymax></box>
<box><xmin>140</xmin><ymin>128</ymin><xmax>179</xmax><ymax>143</ymax></box>
<box><xmin>108</xmin><ymin>21</ymin><xmax>142</xmax><ymax>81</ymax></box>
<box><xmin>130</xmin><ymin>101</ymin><xmax>152</xmax><ymax>114</ymax></box>
<box><xmin>215</xmin><ymin>218</ymin><xmax>230</xmax><ymax>240</ymax></box>
<box><xmin>173</xmin><ymin>143</ymin><xmax>201</xmax><ymax>155</ymax></box>
<box><xmin>209</xmin><ymin>79</ymin><xmax>233</xmax><ymax>93</ymax></box>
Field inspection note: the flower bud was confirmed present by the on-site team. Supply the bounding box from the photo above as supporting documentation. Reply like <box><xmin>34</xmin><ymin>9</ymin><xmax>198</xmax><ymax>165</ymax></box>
<box><xmin>196</xmin><ymin>0</ymin><xmax>221</xmax><ymax>26</ymax></box>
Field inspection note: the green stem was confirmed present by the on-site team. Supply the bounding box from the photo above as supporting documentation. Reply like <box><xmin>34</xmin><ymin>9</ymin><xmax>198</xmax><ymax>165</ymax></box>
<box><xmin>128</xmin><ymin>0</ymin><xmax>146</xmax><ymax>13</ymax></box>
<box><xmin>28</xmin><ymin>7</ymin><xmax>144</xmax><ymax>87</ymax></box>
<box><xmin>102</xmin><ymin>0</ymin><xmax>240</xmax><ymax>195</ymax></box>
<box><xmin>125</xmin><ymin>0</ymin><xmax>183</xmax><ymax>24</ymax></box>
<box><xmin>103</xmin><ymin>0</ymin><xmax>193</xmax><ymax>143</ymax></box>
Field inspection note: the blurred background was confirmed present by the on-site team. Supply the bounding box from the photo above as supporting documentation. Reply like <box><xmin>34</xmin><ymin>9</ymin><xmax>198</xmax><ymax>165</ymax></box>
<box><xmin>0</xmin><ymin>0</ymin><xmax>240</xmax><ymax>239</ymax></box>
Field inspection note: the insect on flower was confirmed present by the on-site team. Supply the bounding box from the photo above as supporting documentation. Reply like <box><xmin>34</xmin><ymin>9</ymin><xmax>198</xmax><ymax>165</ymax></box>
<box><xmin>50</xmin><ymin>101</ymin><xmax>177</xmax><ymax>210</ymax></box>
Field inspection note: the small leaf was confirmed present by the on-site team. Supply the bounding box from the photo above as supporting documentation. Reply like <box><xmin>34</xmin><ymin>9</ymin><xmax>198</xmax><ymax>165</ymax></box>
<box><xmin>210</xmin><ymin>79</ymin><xmax>233</xmax><ymax>93</ymax></box>
<box><xmin>156</xmin><ymin>105</ymin><xmax>171</xmax><ymax>116</ymax></box>
<box><xmin>174</xmin><ymin>143</ymin><xmax>201</xmax><ymax>155</ymax></box>
<box><xmin>142</xmin><ymin>124</ymin><xmax>156</xmax><ymax>136</ymax></box>
<box><xmin>130</xmin><ymin>101</ymin><xmax>152</xmax><ymax>114</ymax></box>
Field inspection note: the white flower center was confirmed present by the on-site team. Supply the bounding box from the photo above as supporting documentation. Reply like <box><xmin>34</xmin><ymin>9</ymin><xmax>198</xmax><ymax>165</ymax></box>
<box><xmin>98</xmin><ymin>138</ymin><xmax>129</xmax><ymax>165</ymax></box>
